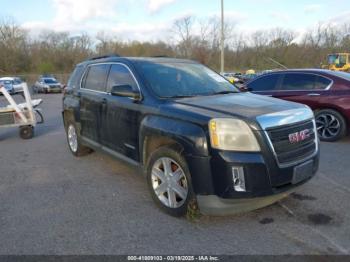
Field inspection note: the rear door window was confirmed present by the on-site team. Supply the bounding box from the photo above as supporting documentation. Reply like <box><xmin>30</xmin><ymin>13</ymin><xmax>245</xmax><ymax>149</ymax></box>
<box><xmin>315</xmin><ymin>76</ymin><xmax>332</xmax><ymax>90</ymax></box>
<box><xmin>83</xmin><ymin>64</ymin><xmax>110</xmax><ymax>92</ymax></box>
<box><xmin>280</xmin><ymin>73</ymin><xmax>317</xmax><ymax>91</ymax></box>
<box><xmin>106</xmin><ymin>64</ymin><xmax>138</xmax><ymax>93</ymax></box>
<box><xmin>246</xmin><ymin>74</ymin><xmax>280</xmax><ymax>91</ymax></box>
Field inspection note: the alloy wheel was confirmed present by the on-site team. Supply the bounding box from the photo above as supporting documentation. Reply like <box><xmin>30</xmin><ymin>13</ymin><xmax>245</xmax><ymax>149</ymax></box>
<box><xmin>67</xmin><ymin>124</ymin><xmax>78</xmax><ymax>153</ymax></box>
<box><xmin>151</xmin><ymin>157</ymin><xmax>189</xmax><ymax>209</ymax></box>
<box><xmin>316</xmin><ymin>113</ymin><xmax>341</xmax><ymax>140</ymax></box>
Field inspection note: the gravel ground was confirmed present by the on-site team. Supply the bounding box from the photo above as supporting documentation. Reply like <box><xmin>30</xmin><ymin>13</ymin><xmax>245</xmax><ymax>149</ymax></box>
<box><xmin>0</xmin><ymin>94</ymin><xmax>349</xmax><ymax>255</ymax></box>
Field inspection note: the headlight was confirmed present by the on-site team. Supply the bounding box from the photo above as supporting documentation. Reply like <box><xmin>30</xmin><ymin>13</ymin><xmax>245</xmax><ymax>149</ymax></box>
<box><xmin>209</xmin><ymin>118</ymin><xmax>260</xmax><ymax>152</ymax></box>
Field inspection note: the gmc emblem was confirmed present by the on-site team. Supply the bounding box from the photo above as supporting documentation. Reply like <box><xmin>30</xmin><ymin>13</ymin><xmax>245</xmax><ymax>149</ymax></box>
<box><xmin>289</xmin><ymin>129</ymin><xmax>311</xmax><ymax>144</ymax></box>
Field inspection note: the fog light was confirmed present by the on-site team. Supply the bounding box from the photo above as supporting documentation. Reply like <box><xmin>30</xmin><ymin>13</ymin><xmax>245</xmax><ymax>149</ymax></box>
<box><xmin>232</xmin><ymin>166</ymin><xmax>246</xmax><ymax>192</ymax></box>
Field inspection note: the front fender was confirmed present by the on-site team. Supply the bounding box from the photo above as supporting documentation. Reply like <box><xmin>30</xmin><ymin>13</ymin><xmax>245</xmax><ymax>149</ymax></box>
<box><xmin>139</xmin><ymin>115</ymin><xmax>215</xmax><ymax>195</ymax></box>
<box><xmin>139</xmin><ymin>115</ymin><xmax>209</xmax><ymax>162</ymax></box>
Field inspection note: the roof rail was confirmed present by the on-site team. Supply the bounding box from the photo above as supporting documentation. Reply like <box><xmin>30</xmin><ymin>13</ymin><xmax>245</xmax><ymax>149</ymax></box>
<box><xmin>88</xmin><ymin>54</ymin><xmax>120</xmax><ymax>61</ymax></box>
<box><xmin>151</xmin><ymin>55</ymin><xmax>169</xmax><ymax>58</ymax></box>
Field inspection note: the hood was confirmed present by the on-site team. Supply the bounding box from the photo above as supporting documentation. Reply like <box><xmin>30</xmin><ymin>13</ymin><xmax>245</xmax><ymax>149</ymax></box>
<box><xmin>174</xmin><ymin>93</ymin><xmax>313</xmax><ymax>130</ymax></box>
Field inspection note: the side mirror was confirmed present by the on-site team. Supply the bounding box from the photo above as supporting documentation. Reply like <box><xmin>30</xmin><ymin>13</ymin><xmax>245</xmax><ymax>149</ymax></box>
<box><xmin>111</xmin><ymin>85</ymin><xmax>141</xmax><ymax>100</ymax></box>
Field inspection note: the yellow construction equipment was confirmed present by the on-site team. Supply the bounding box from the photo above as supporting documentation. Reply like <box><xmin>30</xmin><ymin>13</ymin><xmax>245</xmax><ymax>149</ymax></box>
<box><xmin>327</xmin><ymin>53</ymin><xmax>350</xmax><ymax>72</ymax></box>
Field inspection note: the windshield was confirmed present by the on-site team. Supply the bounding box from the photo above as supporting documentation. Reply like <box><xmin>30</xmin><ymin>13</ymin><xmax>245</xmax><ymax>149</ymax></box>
<box><xmin>329</xmin><ymin>55</ymin><xmax>338</xmax><ymax>64</ymax></box>
<box><xmin>136</xmin><ymin>62</ymin><xmax>238</xmax><ymax>98</ymax></box>
<box><xmin>44</xmin><ymin>78</ymin><xmax>58</xmax><ymax>84</ymax></box>
<box><xmin>328</xmin><ymin>54</ymin><xmax>347</xmax><ymax>65</ymax></box>
<box><xmin>0</xmin><ymin>80</ymin><xmax>12</xmax><ymax>85</ymax></box>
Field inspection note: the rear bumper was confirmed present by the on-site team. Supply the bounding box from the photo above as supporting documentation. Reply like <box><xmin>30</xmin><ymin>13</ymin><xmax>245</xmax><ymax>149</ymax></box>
<box><xmin>197</xmin><ymin>186</ymin><xmax>297</xmax><ymax>216</ymax></box>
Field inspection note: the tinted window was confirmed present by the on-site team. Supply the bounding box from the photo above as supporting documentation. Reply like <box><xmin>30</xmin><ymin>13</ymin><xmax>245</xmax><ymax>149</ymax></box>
<box><xmin>83</xmin><ymin>64</ymin><xmax>110</xmax><ymax>92</ymax></box>
<box><xmin>246</xmin><ymin>74</ymin><xmax>280</xmax><ymax>91</ymax></box>
<box><xmin>280</xmin><ymin>74</ymin><xmax>317</xmax><ymax>91</ymax></box>
<box><xmin>68</xmin><ymin>65</ymin><xmax>84</xmax><ymax>89</ymax></box>
<box><xmin>107</xmin><ymin>64</ymin><xmax>138</xmax><ymax>93</ymax></box>
<box><xmin>14</xmin><ymin>78</ymin><xmax>22</xmax><ymax>85</ymax></box>
<box><xmin>315</xmin><ymin>76</ymin><xmax>332</xmax><ymax>89</ymax></box>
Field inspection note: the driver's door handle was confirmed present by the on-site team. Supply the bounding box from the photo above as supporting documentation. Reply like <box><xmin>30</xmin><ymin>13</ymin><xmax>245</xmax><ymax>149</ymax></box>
<box><xmin>308</xmin><ymin>93</ymin><xmax>321</xmax><ymax>96</ymax></box>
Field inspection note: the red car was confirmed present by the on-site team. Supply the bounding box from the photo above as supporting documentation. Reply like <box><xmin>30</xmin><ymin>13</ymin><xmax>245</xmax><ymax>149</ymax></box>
<box><xmin>245</xmin><ymin>69</ymin><xmax>350</xmax><ymax>142</ymax></box>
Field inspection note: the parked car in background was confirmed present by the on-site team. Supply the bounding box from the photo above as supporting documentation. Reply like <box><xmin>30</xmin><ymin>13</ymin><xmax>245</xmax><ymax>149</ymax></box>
<box><xmin>0</xmin><ymin>79</ymin><xmax>15</xmax><ymax>94</ymax></box>
<box><xmin>233</xmin><ymin>70</ymin><xmax>259</xmax><ymax>84</ymax></box>
<box><xmin>33</xmin><ymin>77</ymin><xmax>63</xmax><ymax>93</ymax></box>
<box><xmin>0</xmin><ymin>77</ymin><xmax>27</xmax><ymax>93</ymax></box>
<box><xmin>63</xmin><ymin>56</ymin><xmax>319</xmax><ymax>217</ymax></box>
<box><xmin>221</xmin><ymin>72</ymin><xmax>240</xmax><ymax>83</ymax></box>
<box><xmin>245</xmin><ymin>69</ymin><xmax>350</xmax><ymax>142</ymax></box>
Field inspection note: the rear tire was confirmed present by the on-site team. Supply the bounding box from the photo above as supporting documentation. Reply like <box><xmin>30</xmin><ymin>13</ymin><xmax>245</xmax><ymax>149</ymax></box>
<box><xmin>19</xmin><ymin>126</ymin><xmax>34</xmax><ymax>140</ymax></box>
<box><xmin>146</xmin><ymin>145</ymin><xmax>195</xmax><ymax>217</ymax></box>
<box><xmin>65</xmin><ymin>120</ymin><xmax>92</xmax><ymax>157</ymax></box>
<box><xmin>315</xmin><ymin>109</ymin><xmax>347</xmax><ymax>142</ymax></box>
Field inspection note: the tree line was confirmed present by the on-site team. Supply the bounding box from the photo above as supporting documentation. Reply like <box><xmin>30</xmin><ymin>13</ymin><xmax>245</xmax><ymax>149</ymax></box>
<box><xmin>0</xmin><ymin>16</ymin><xmax>350</xmax><ymax>75</ymax></box>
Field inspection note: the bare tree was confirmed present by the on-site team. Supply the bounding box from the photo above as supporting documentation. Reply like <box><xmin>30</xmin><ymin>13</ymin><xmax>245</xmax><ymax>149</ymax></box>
<box><xmin>172</xmin><ymin>15</ymin><xmax>195</xmax><ymax>58</ymax></box>
<box><xmin>0</xmin><ymin>17</ymin><xmax>28</xmax><ymax>73</ymax></box>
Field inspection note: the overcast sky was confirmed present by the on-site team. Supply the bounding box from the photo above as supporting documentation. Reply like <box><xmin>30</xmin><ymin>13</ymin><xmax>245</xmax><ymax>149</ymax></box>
<box><xmin>1</xmin><ymin>0</ymin><xmax>349</xmax><ymax>41</ymax></box>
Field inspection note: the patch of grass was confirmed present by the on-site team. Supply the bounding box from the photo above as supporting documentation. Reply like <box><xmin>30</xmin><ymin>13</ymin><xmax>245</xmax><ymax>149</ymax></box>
<box><xmin>186</xmin><ymin>199</ymin><xmax>201</xmax><ymax>222</ymax></box>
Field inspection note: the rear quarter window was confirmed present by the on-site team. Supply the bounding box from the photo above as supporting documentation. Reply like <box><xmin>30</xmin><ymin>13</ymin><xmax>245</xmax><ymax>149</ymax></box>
<box><xmin>67</xmin><ymin>65</ymin><xmax>84</xmax><ymax>89</ymax></box>
<box><xmin>315</xmin><ymin>76</ymin><xmax>332</xmax><ymax>89</ymax></box>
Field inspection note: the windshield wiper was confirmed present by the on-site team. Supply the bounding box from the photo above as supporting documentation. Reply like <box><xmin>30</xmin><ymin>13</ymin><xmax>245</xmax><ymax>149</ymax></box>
<box><xmin>170</xmin><ymin>95</ymin><xmax>196</xmax><ymax>98</ymax></box>
<box><xmin>213</xmin><ymin>90</ymin><xmax>239</xmax><ymax>95</ymax></box>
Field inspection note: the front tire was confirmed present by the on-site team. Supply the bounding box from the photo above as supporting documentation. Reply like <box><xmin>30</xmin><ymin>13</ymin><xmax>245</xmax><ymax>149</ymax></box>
<box><xmin>315</xmin><ymin>109</ymin><xmax>347</xmax><ymax>142</ymax></box>
<box><xmin>65</xmin><ymin>120</ymin><xmax>91</xmax><ymax>157</ymax></box>
<box><xmin>146</xmin><ymin>145</ymin><xmax>195</xmax><ymax>217</ymax></box>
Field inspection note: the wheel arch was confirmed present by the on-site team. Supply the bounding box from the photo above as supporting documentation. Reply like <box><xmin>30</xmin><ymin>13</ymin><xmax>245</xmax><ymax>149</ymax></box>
<box><xmin>139</xmin><ymin>115</ymin><xmax>209</xmax><ymax>166</ymax></box>
<box><xmin>62</xmin><ymin>96</ymin><xmax>81</xmax><ymax>129</ymax></box>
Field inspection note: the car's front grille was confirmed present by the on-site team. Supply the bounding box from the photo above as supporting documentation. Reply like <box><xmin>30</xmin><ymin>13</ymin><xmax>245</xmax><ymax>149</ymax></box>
<box><xmin>266</xmin><ymin>120</ymin><xmax>317</xmax><ymax>166</ymax></box>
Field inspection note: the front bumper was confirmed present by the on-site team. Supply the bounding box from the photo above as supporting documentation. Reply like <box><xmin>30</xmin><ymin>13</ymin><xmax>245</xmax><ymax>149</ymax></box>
<box><xmin>197</xmin><ymin>187</ymin><xmax>296</xmax><ymax>216</ymax></box>
<box><xmin>187</xmin><ymin>143</ymin><xmax>319</xmax><ymax>216</ymax></box>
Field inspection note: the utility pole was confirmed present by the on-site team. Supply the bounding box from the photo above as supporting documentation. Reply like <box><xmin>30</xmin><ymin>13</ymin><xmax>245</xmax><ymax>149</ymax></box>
<box><xmin>220</xmin><ymin>0</ymin><xmax>225</xmax><ymax>73</ymax></box>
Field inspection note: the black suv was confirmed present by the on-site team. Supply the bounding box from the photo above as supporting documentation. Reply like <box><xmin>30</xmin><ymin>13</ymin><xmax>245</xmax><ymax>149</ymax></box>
<box><xmin>63</xmin><ymin>55</ymin><xmax>319</xmax><ymax>216</ymax></box>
